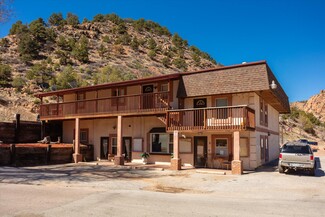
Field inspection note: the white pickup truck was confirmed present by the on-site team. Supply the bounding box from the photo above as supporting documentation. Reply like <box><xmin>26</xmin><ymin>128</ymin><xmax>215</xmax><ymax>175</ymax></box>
<box><xmin>278</xmin><ymin>142</ymin><xmax>315</xmax><ymax>176</ymax></box>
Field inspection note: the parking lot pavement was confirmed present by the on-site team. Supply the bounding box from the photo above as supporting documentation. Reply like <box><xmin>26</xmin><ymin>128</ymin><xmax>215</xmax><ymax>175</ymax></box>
<box><xmin>0</xmin><ymin>157</ymin><xmax>324</xmax><ymax>217</ymax></box>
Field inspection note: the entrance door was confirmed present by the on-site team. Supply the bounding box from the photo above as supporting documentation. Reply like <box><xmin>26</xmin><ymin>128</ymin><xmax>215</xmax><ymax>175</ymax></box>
<box><xmin>142</xmin><ymin>85</ymin><xmax>154</xmax><ymax>109</ymax></box>
<box><xmin>100</xmin><ymin>137</ymin><xmax>109</xmax><ymax>159</ymax></box>
<box><xmin>194</xmin><ymin>136</ymin><xmax>208</xmax><ymax>167</ymax></box>
<box><xmin>193</xmin><ymin>98</ymin><xmax>207</xmax><ymax>126</ymax></box>
<box><xmin>123</xmin><ymin>137</ymin><xmax>132</xmax><ymax>162</ymax></box>
<box><xmin>265</xmin><ymin>137</ymin><xmax>269</xmax><ymax>162</ymax></box>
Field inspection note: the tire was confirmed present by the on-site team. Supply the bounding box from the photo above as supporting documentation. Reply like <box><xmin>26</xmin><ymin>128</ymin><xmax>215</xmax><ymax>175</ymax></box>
<box><xmin>279</xmin><ymin>165</ymin><xmax>284</xmax><ymax>173</ymax></box>
<box><xmin>309</xmin><ymin>168</ymin><xmax>315</xmax><ymax>176</ymax></box>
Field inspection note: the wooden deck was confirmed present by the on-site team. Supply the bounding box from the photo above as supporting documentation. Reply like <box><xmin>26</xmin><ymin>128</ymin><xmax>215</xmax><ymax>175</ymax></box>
<box><xmin>166</xmin><ymin>106</ymin><xmax>255</xmax><ymax>131</ymax></box>
<box><xmin>39</xmin><ymin>92</ymin><xmax>169</xmax><ymax>120</ymax></box>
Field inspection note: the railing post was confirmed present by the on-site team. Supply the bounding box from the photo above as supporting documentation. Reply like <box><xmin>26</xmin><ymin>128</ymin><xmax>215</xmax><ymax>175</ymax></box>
<box><xmin>203</xmin><ymin>109</ymin><xmax>207</xmax><ymax>129</ymax></box>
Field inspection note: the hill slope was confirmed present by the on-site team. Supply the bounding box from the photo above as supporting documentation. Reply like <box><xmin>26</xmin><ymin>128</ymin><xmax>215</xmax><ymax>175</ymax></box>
<box><xmin>0</xmin><ymin>14</ymin><xmax>219</xmax><ymax>121</ymax></box>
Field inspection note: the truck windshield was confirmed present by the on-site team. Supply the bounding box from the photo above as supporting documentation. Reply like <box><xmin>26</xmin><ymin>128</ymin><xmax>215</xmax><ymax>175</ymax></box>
<box><xmin>281</xmin><ymin>145</ymin><xmax>310</xmax><ymax>154</ymax></box>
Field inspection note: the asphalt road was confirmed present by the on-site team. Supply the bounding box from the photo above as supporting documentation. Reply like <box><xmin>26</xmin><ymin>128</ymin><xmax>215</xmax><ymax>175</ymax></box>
<box><xmin>0</xmin><ymin>157</ymin><xmax>324</xmax><ymax>217</ymax></box>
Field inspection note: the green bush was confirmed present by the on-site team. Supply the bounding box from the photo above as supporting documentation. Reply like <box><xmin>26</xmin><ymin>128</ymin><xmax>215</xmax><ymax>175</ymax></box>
<box><xmin>162</xmin><ymin>57</ymin><xmax>171</xmax><ymax>67</ymax></box>
<box><xmin>148</xmin><ymin>38</ymin><xmax>157</xmax><ymax>50</ymax></box>
<box><xmin>26</xmin><ymin>62</ymin><xmax>53</xmax><ymax>84</ymax></box>
<box><xmin>0</xmin><ymin>64</ymin><xmax>12</xmax><ymax>86</ymax></box>
<box><xmin>66</xmin><ymin>12</ymin><xmax>79</xmax><ymax>27</ymax></box>
<box><xmin>9</xmin><ymin>20</ymin><xmax>29</xmax><ymax>35</ymax></box>
<box><xmin>55</xmin><ymin>66</ymin><xmax>80</xmax><ymax>89</ymax></box>
<box><xmin>130</xmin><ymin>37</ymin><xmax>139</xmax><ymax>51</ymax></box>
<box><xmin>173</xmin><ymin>58</ymin><xmax>187</xmax><ymax>70</ymax></box>
<box><xmin>18</xmin><ymin>33</ymin><xmax>40</xmax><ymax>62</ymax></box>
<box><xmin>12</xmin><ymin>76</ymin><xmax>26</xmax><ymax>90</ymax></box>
<box><xmin>71</xmin><ymin>36</ymin><xmax>89</xmax><ymax>63</ymax></box>
<box><xmin>48</xmin><ymin>13</ymin><xmax>65</xmax><ymax>26</ymax></box>
<box><xmin>148</xmin><ymin>49</ymin><xmax>156</xmax><ymax>60</ymax></box>
<box><xmin>29</xmin><ymin>18</ymin><xmax>47</xmax><ymax>43</ymax></box>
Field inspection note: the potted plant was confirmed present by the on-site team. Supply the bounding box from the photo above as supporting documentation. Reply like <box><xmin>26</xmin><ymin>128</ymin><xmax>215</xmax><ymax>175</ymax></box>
<box><xmin>141</xmin><ymin>152</ymin><xmax>150</xmax><ymax>164</ymax></box>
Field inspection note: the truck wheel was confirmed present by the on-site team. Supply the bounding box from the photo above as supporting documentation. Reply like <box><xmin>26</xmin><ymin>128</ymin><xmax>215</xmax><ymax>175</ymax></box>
<box><xmin>279</xmin><ymin>165</ymin><xmax>284</xmax><ymax>173</ymax></box>
<box><xmin>309</xmin><ymin>168</ymin><xmax>315</xmax><ymax>176</ymax></box>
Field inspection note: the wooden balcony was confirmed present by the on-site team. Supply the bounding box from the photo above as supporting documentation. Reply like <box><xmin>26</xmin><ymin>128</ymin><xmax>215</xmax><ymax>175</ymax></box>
<box><xmin>166</xmin><ymin>106</ymin><xmax>255</xmax><ymax>131</ymax></box>
<box><xmin>40</xmin><ymin>92</ymin><xmax>170</xmax><ymax>120</ymax></box>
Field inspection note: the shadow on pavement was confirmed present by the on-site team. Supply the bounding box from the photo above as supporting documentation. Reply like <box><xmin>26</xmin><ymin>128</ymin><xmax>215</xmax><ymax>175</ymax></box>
<box><xmin>0</xmin><ymin>163</ymin><xmax>164</xmax><ymax>185</ymax></box>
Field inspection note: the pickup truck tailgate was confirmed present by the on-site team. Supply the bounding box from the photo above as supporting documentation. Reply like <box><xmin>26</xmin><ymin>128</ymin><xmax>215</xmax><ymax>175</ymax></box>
<box><xmin>281</xmin><ymin>153</ymin><xmax>311</xmax><ymax>163</ymax></box>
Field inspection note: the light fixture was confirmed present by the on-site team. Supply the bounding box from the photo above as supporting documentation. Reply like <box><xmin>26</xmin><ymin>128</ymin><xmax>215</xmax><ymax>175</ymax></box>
<box><xmin>270</xmin><ymin>80</ymin><xmax>277</xmax><ymax>90</ymax></box>
<box><xmin>181</xmin><ymin>134</ymin><xmax>186</xmax><ymax>139</ymax></box>
<box><xmin>113</xmin><ymin>125</ymin><xmax>116</xmax><ymax>130</ymax></box>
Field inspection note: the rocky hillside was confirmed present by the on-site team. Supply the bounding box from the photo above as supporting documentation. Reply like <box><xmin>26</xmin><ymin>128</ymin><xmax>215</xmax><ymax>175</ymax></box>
<box><xmin>280</xmin><ymin>90</ymin><xmax>325</xmax><ymax>145</ymax></box>
<box><xmin>0</xmin><ymin>13</ymin><xmax>220</xmax><ymax>121</ymax></box>
<box><xmin>291</xmin><ymin>90</ymin><xmax>325</xmax><ymax>123</ymax></box>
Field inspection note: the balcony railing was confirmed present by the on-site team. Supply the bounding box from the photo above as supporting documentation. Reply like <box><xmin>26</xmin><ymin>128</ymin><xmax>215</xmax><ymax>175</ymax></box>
<box><xmin>40</xmin><ymin>92</ymin><xmax>169</xmax><ymax>119</ymax></box>
<box><xmin>166</xmin><ymin>106</ymin><xmax>255</xmax><ymax>131</ymax></box>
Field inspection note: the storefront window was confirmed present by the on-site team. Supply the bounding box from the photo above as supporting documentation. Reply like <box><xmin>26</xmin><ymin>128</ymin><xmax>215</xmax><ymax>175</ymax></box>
<box><xmin>150</xmin><ymin>133</ymin><xmax>172</xmax><ymax>154</ymax></box>
<box><xmin>215</xmin><ymin>138</ymin><xmax>228</xmax><ymax>157</ymax></box>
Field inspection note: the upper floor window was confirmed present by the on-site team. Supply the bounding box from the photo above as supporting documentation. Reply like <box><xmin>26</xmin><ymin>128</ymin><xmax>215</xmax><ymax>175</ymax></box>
<box><xmin>260</xmin><ymin>98</ymin><xmax>268</xmax><ymax>126</ymax></box>
<box><xmin>216</xmin><ymin>98</ymin><xmax>229</xmax><ymax>119</ymax></box>
<box><xmin>160</xmin><ymin>83</ymin><xmax>168</xmax><ymax>92</ymax></box>
<box><xmin>112</xmin><ymin>87</ymin><xmax>126</xmax><ymax>106</ymax></box>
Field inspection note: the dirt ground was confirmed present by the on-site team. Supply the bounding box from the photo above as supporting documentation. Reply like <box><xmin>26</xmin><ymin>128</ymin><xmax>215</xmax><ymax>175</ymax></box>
<box><xmin>0</xmin><ymin>154</ymin><xmax>324</xmax><ymax>217</ymax></box>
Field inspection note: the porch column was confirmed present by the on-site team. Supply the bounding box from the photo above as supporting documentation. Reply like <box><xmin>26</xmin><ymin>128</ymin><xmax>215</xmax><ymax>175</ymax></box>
<box><xmin>114</xmin><ymin>115</ymin><xmax>124</xmax><ymax>165</ymax></box>
<box><xmin>171</xmin><ymin>130</ymin><xmax>181</xmax><ymax>170</ymax></box>
<box><xmin>231</xmin><ymin>131</ymin><xmax>243</xmax><ymax>175</ymax></box>
<box><xmin>73</xmin><ymin>118</ymin><xmax>83</xmax><ymax>163</ymax></box>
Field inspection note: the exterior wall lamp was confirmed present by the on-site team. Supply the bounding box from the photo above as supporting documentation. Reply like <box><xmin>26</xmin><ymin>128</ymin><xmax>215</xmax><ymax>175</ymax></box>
<box><xmin>270</xmin><ymin>80</ymin><xmax>277</xmax><ymax>90</ymax></box>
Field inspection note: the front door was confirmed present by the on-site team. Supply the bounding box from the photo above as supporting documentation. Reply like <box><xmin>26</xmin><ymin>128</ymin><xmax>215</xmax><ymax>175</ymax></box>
<box><xmin>142</xmin><ymin>84</ymin><xmax>154</xmax><ymax>109</ymax></box>
<box><xmin>100</xmin><ymin>137</ymin><xmax>109</xmax><ymax>159</ymax></box>
<box><xmin>265</xmin><ymin>137</ymin><xmax>269</xmax><ymax>162</ymax></box>
<box><xmin>194</xmin><ymin>136</ymin><xmax>208</xmax><ymax>167</ymax></box>
<box><xmin>193</xmin><ymin>98</ymin><xmax>207</xmax><ymax>127</ymax></box>
<box><xmin>123</xmin><ymin>137</ymin><xmax>132</xmax><ymax>162</ymax></box>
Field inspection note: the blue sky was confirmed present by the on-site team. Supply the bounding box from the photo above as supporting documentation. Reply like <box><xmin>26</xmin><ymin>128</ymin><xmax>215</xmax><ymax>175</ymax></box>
<box><xmin>1</xmin><ymin>0</ymin><xmax>324</xmax><ymax>102</ymax></box>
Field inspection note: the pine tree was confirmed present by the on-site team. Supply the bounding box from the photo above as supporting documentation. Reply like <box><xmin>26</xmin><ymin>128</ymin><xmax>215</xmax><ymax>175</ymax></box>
<box><xmin>66</xmin><ymin>12</ymin><xmax>79</xmax><ymax>27</ymax></box>
<box><xmin>72</xmin><ymin>36</ymin><xmax>89</xmax><ymax>63</ymax></box>
<box><xmin>48</xmin><ymin>13</ymin><xmax>65</xmax><ymax>26</ymax></box>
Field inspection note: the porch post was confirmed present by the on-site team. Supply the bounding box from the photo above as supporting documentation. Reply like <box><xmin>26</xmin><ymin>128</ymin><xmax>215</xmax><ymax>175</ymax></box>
<box><xmin>171</xmin><ymin>130</ymin><xmax>181</xmax><ymax>170</ymax></box>
<box><xmin>114</xmin><ymin>115</ymin><xmax>124</xmax><ymax>165</ymax></box>
<box><xmin>231</xmin><ymin>131</ymin><xmax>243</xmax><ymax>174</ymax></box>
<box><xmin>73</xmin><ymin>117</ymin><xmax>83</xmax><ymax>163</ymax></box>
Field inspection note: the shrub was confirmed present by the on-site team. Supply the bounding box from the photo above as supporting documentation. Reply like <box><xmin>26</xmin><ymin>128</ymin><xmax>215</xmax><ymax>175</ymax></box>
<box><xmin>55</xmin><ymin>66</ymin><xmax>80</xmax><ymax>89</ymax></box>
<box><xmin>29</xmin><ymin>18</ymin><xmax>47</xmax><ymax>43</ymax></box>
<box><xmin>9</xmin><ymin>20</ymin><xmax>29</xmax><ymax>35</ymax></box>
<box><xmin>18</xmin><ymin>33</ymin><xmax>40</xmax><ymax>62</ymax></box>
<box><xmin>173</xmin><ymin>58</ymin><xmax>187</xmax><ymax>70</ymax></box>
<box><xmin>0</xmin><ymin>64</ymin><xmax>12</xmax><ymax>86</ymax></box>
<box><xmin>12</xmin><ymin>76</ymin><xmax>26</xmax><ymax>90</ymax></box>
<box><xmin>162</xmin><ymin>57</ymin><xmax>171</xmax><ymax>67</ymax></box>
<box><xmin>130</xmin><ymin>37</ymin><xmax>139</xmax><ymax>51</ymax></box>
<box><xmin>71</xmin><ymin>36</ymin><xmax>89</xmax><ymax>63</ymax></box>
<box><xmin>48</xmin><ymin>13</ymin><xmax>65</xmax><ymax>26</ymax></box>
<box><xmin>147</xmin><ymin>38</ymin><xmax>157</xmax><ymax>50</ymax></box>
<box><xmin>192</xmin><ymin>53</ymin><xmax>201</xmax><ymax>66</ymax></box>
<box><xmin>26</xmin><ymin>62</ymin><xmax>53</xmax><ymax>84</ymax></box>
<box><xmin>148</xmin><ymin>49</ymin><xmax>156</xmax><ymax>60</ymax></box>
<box><xmin>93</xmin><ymin>14</ymin><xmax>105</xmax><ymax>22</ymax></box>
<box><xmin>66</xmin><ymin>12</ymin><xmax>79</xmax><ymax>27</ymax></box>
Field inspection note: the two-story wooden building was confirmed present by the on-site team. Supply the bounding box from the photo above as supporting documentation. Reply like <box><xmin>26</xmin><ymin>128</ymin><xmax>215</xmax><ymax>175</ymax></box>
<box><xmin>36</xmin><ymin>61</ymin><xmax>290</xmax><ymax>174</ymax></box>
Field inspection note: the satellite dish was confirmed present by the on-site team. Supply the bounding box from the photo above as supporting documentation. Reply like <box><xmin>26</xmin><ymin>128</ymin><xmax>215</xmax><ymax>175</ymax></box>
<box><xmin>50</xmin><ymin>85</ymin><xmax>57</xmax><ymax>91</ymax></box>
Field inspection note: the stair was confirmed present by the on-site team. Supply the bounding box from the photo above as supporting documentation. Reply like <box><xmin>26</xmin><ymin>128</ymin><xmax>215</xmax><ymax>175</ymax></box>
<box><xmin>157</xmin><ymin>115</ymin><xmax>167</xmax><ymax>125</ymax></box>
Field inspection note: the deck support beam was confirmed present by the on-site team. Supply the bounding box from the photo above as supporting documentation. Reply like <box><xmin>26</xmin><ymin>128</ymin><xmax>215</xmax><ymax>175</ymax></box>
<box><xmin>171</xmin><ymin>130</ymin><xmax>181</xmax><ymax>170</ymax></box>
<box><xmin>114</xmin><ymin>115</ymin><xmax>124</xmax><ymax>165</ymax></box>
<box><xmin>232</xmin><ymin>131</ymin><xmax>243</xmax><ymax>174</ymax></box>
<box><xmin>73</xmin><ymin>117</ymin><xmax>82</xmax><ymax>163</ymax></box>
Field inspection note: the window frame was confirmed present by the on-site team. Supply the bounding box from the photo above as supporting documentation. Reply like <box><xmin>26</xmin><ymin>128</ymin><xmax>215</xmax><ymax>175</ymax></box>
<box><xmin>111</xmin><ymin>87</ymin><xmax>127</xmax><ymax>106</ymax></box>
<box><xmin>149</xmin><ymin>133</ymin><xmax>173</xmax><ymax>154</ymax></box>
<box><xmin>215</xmin><ymin>138</ymin><xmax>229</xmax><ymax>158</ymax></box>
<box><xmin>259</xmin><ymin>98</ymin><xmax>268</xmax><ymax>127</ymax></box>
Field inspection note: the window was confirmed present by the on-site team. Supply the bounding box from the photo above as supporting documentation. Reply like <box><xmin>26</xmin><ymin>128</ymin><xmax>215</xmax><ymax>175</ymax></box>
<box><xmin>77</xmin><ymin>92</ymin><xmax>86</xmax><ymax>109</ymax></box>
<box><xmin>160</xmin><ymin>83</ymin><xmax>168</xmax><ymax>92</ymax></box>
<box><xmin>73</xmin><ymin>128</ymin><xmax>89</xmax><ymax>144</ymax></box>
<box><xmin>216</xmin><ymin>98</ymin><xmax>229</xmax><ymax>119</ymax></box>
<box><xmin>150</xmin><ymin>133</ymin><xmax>173</xmax><ymax>154</ymax></box>
<box><xmin>260</xmin><ymin>98</ymin><xmax>268</xmax><ymax>126</ymax></box>
<box><xmin>111</xmin><ymin>137</ymin><xmax>117</xmax><ymax>155</ymax></box>
<box><xmin>215</xmin><ymin>138</ymin><xmax>228</xmax><ymax>157</ymax></box>
<box><xmin>112</xmin><ymin>87</ymin><xmax>126</xmax><ymax>106</ymax></box>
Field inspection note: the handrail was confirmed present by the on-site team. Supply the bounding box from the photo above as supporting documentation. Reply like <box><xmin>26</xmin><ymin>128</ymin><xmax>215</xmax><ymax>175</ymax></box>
<box><xmin>168</xmin><ymin>105</ymin><xmax>249</xmax><ymax>112</ymax></box>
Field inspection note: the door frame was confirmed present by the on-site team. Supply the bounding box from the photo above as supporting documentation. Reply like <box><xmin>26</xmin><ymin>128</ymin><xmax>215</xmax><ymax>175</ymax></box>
<box><xmin>100</xmin><ymin>137</ymin><xmax>109</xmax><ymax>160</ymax></box>
<box><xmin>194</xmin><ymin>136</ymin><xmax>208</xmax><ymax>167</ymax></box>
<box><xmin>123</xmin><ymin>137</ymin><xmax>132</xmax><ymax>162</ymax></box>
<box><xmin>193</xmin><ymin>98</ymin><xmax>207</xmax><ymax>126</ymax></box>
